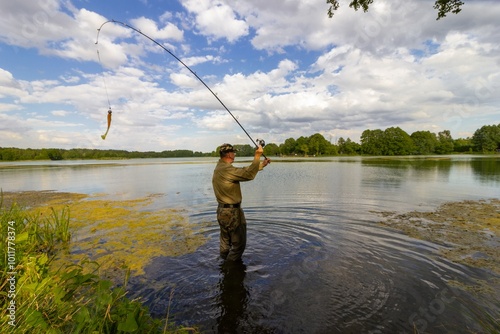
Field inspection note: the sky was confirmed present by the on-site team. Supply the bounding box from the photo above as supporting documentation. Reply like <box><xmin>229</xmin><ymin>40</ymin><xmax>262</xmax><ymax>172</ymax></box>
<box><xmin>0</xmin><ymin>0</ymin><xmax>499</xmax><ymax>153</ymax></box>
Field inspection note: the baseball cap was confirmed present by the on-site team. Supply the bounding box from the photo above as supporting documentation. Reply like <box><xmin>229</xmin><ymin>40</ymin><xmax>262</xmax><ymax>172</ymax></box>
<box><xmin>219</xmin><ymin>143</ymin><xmax>238</xmax><ymax>154</ymax></box>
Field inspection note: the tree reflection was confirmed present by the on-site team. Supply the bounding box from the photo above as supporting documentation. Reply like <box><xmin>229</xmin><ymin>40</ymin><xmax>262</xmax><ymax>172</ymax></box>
<box><xmin>470</xmin><ymin>157</ymin><xmax>500</xmax><ymax>184</ymax></box>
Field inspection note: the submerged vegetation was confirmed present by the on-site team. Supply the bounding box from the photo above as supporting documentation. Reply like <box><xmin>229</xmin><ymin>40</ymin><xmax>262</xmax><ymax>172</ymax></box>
<box><xmin>376</xmin><ymin>199</ymin><xmax>500</xmax><ymax>275</ymax></box>
<box><xmin>375</xmin><ymin>198</ymin><xmax>500</xmax><ymax>320</ymax></box>
<box><xmin>0</xmin><ymin>192</ymin><xmax>202</xmax><ymax>333</ymax></box>
<box><xmin>374</xmin><ymin>199</ymin><xmax>500</xmax><ymax>331</ymax></box>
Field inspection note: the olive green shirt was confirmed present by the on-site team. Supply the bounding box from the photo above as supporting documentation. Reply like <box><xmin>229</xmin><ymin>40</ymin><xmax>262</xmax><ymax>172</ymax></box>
<box><xmin>212</xmin><ymin>158</ymin><xmax>261</xmax><ymax>205</ymax></box>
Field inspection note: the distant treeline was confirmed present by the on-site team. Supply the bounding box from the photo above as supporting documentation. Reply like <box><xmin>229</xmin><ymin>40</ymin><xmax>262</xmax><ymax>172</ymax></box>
<box><xmin>0</xmin><ymin>148</ymin><xmax>212</xmax><ymax>161</ymax></box>
<box><xmin>1</xmin><ymin>123</ymin><xmax>499</xmax><ymax>161</ymax></box>
<box><xmin>267</xmin><ymin>123</ymin><xmax>499</xmax><ymax>157</ymax></box>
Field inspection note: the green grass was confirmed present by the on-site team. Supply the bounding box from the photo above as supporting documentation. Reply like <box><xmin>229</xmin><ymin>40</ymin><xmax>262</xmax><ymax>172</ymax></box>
<box><xmin>0</xmin><ymin>194</ymin><xmax>198</xmax><ymax>333</ymax></box>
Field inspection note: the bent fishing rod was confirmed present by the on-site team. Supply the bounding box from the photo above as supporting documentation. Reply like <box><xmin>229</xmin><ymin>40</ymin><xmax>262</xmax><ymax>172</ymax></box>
<box><xmin>96</xmin><ymin>19</ymin><xmax>267</xmax><ymax>157</ymax></box>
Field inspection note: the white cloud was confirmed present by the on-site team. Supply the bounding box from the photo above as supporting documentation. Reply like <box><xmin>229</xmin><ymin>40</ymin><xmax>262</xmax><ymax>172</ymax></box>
<box><xmin>130</xmin><ymin>16</ymin><xmax>184</xmax><ymax>41</ymax></box>
<box><xmin>0</xmin><ymin>69</ymin><xmax>26</xmax><ymax>99</ymax></box>
<box><xmin>0</xmin><ymin>103</ymin><xmax>22</xmax><ymax>112</ymax></box>
<box><xmin>170</xmin><ymin>72</ymin><xmax>199</xmax><ymax>88</ymax></box>
<box><xmin>182</xmin><ymin>55</ymin><xmax>222</xmax><ymax>67</ymax></box>
<box><xmin>51</xmin><ymin>110</ymin><xmax>71</xmax><ymax>117</ymax></box>
<box><xmin>181</xmin><ymin>0</ymin><xmax>249</xmax><ymax>42</ymax></box>
<box><xmin>0</xmin><ymin>0</ymin><xmax>499</xmax><ymax>152</ymax></box>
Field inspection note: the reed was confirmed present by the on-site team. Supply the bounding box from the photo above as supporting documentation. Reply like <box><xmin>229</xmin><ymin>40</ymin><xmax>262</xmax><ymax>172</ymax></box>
<box><xmin>50</xmin><ymin>206</ymin><xmax>71</xmax><ymax>244</ymax></box>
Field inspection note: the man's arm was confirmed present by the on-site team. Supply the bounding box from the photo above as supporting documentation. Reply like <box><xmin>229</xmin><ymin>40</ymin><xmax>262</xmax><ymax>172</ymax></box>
<box><xmin>255</xmin><ymin>145</ymin><xmax>271</xmax><ymax>170</ymax></box>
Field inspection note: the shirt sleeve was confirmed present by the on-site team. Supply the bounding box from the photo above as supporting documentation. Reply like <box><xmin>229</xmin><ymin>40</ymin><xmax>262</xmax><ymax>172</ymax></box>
<box><xmin>224</xmin><ymin>158</ymin><xmax>261</xmax><ymax>182</ymax></box>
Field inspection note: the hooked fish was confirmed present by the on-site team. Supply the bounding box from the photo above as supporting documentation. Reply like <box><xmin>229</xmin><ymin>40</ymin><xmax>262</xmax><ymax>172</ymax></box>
<box><xmin>101</xmin><ymin>109</ymin><xmax>112</xmax><ymax>140</ymax></box>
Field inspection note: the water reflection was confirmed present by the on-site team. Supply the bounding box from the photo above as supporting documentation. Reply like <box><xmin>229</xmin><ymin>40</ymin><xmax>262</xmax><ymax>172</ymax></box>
<box><xmin>470</xmin><ymin>157</ymin><xmax>500</xmax><ymax>184</ymax></box>
<box><xmin>359</xmin><ymin>156</ymin><xmax>500</xmax><ymax>186</ymax></box>
<box><xmin>361</xmin><ymin>157</ymin><xmax>454</xmax><ymax>186</ymax></box>
<box><xmin>216</xmin><ymin>261</ymin><xmax>248</xmax><ymax>334</ymax></box>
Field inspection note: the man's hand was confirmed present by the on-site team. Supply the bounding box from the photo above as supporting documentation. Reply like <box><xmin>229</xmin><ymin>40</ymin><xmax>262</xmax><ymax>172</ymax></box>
<box><xmin>255</xmin><ymin>144</ymin><xmax>264</xmax><ymax>157</ymax></box>
<box><xmin>255</xmin><ymin>145</ymin><xmax>271</xmax><ymax>167</ymax></box>
<box><xmin>255</xmin><ymin>145</ymin><xmax>271</xmax><ymax>169</ymax></box>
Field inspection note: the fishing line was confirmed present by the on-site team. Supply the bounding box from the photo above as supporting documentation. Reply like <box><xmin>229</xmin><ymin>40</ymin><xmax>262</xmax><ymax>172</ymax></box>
<box><xmin>96</xmin><ymin>49</ymin><xmax>111</xmax><ymax>110</ymax></box>
<box><xmin>96</xmin><ymin>47</ymin><xmax>113</xmax><ymax>140</ymax></box>
<box><xmin>95</xmin><ymin>19</ymin><xmax>266</xmax><ymax>155</ymax></box>
<box><xmin>96</xmin><ymin>46</ymin><xmax>113</xmax><ymax>140</ymax></box>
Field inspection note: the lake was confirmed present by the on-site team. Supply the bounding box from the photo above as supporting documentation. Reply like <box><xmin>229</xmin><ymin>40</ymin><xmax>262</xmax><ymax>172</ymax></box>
<box><xmin>1</xmin><ymin>155</ymin><xmax>499</xmax><ymax>333</ymax></box>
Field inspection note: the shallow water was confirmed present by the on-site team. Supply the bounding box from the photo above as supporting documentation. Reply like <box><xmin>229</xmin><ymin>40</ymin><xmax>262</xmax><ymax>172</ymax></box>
<box><xmin>1</xmin><ymin>155</ymin><xmax>499</xmax><ymax>332</ymax></box>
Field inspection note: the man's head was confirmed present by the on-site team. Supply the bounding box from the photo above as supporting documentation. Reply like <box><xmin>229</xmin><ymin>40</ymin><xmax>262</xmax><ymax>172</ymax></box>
<box><xmin>219</xmin><ymin>143</ymin><xmax>237</xmax><ymax>160</ymax></box>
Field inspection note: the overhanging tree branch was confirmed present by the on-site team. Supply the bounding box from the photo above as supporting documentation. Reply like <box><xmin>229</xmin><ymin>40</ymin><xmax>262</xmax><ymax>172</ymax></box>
<box><xmin>326</xmin><ymin>0</ymin><xmax>465</xmax><ymax>20</ymax></box>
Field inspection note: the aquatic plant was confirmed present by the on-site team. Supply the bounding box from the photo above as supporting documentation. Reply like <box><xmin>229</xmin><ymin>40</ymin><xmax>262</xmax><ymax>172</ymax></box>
<box><xmin>0</xmin><ymin>195</ymin><xmax>198</xmax><ymax>333</ymax></box>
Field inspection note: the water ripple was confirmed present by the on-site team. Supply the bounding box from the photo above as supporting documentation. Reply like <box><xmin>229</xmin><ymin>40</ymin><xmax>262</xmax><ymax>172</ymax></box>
<box><xmin>129</xmin><ymin>202</ymin><xmax>497</xmax><ymax>333</ymax></box>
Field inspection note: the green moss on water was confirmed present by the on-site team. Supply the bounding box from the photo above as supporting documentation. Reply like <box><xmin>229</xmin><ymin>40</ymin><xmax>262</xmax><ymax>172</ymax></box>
<box><xmin>28</xmin><ymin>194</ymin><xmax>207</xmax><ymax>276</ymax></box>
<box><xmin>374</xmin><ymin>199</ymin><xmax>500</xmax><ymax>305</ymax></box>
<box><xmin>0</xmin><ymin>197</ymin><xmax>202</xmax><ymax>333</ymax></box>
<box><xmin>375</xmin><ymin>199</ymin><xmax>500</xmax><ymax>275</ymax></box>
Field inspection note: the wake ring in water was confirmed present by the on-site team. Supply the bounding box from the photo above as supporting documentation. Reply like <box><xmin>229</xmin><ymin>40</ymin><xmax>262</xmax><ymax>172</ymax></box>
<box><xmin>331</xmin><ymin>276</ymin><xmax>394</xmax><ymax>329</ymax></box>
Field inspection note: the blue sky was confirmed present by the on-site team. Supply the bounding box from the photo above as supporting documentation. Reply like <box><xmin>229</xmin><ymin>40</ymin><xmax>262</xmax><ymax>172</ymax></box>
<box><xmin>1</xmin><ymin>0</ymin><xmax>499</xmax><ymax>152</ymax></box>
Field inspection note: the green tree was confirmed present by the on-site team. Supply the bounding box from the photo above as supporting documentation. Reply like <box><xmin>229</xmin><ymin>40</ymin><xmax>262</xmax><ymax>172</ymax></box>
<box><xmin>38</xmin><ymin>149</ymin><xmax>51</xmax><ymax>160</ymax></box>
<box><xmin>326</xmin><ymin>143</ymin><xmax>339</xmax><ymax>155</ymax></box>
<box><xmin>337</xmin><ymin>137</ymin><xmax>346</xmax><ymax>154</ymax></box>
<box><xmin>298</xmin><ymin>144</ymin><xmax>309</xmax><ymax>156</ymax></box>
<box><xmin>411</xmin><ymin>131</ymin><xmax>438</xmax><ymax>155</ymax></box>
<box><xmin>308</xmin><ymin>133</ymin><xmax>330</xmax><ymax>156</ymax></box>
<box><xmin>296</xmin><ymin>136</ymin><xmax>309</xmax><ymax>156</ymax></box>
<box><xmin>280</xmin><ymin>138</ymin><xmax>297</xmax><ymax>155</ymax></box>
<box><xmin>47</xmin><ymin>149</ymin><xmax>64</xmax><ymax>160</ymax></box>
<box><xmin>338</xmin><ymin>137</ymin><xmax>360</xmax><ymax>155</ymax></box>
<box><xmin>435</xmin><ymin>130</ymin><xmax>454</xmax><ymax>154</ymax></box>
<box><xmin>234</xmin><ymin>144</ymin><xmax>254</xmax><ymax>156</ymax></box>
<box><xmin>263</xmin><ymin>143</ymin><xmax>280</xmax><ymax>156</ymax></box>
<box><xmin>0</xmin><ymin>148</ymin><xmax>14</xmax><ymax>160</ymax></box>
<box><xmin>360</xmin><ymin>129</ymin><xmax>384</xmax><ymax>155</ymax></box>
<box><xmin>472</xmin><ymin>124</ymin><xmax>500</xmax><ymax>153</ymax></box>
<box><xmin>453</xmin><ymin>137</ymin><xmax>473</xmax><ymax>153</ymax></box>
<box><xmin>383</xmin><ymin>127</ymin><xmax>415</xmax><ymax>155</ymax></box>
<box><xmin>326</xmin><ymin>0</ymin><xmax>464</xmax><ymax>20</ymax></box>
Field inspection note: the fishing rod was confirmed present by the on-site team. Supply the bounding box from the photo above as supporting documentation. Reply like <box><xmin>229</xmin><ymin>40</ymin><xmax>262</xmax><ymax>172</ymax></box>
<box><xmin>95</xmin><ymin>19</ymin><xmax>267</xmax><ymax>157</ymax></box>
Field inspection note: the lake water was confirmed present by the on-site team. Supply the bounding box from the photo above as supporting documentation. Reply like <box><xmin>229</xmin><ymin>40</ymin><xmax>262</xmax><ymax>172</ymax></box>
<box><xmin>1</xmin><ymin>155</ymin><xmax>499</xmax><ymax>333</ymax></box>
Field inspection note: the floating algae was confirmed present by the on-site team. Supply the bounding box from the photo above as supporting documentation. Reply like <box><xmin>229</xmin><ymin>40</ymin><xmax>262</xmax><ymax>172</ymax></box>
<box><xmin>374</xmin><ymin>198</ymin><xmax>500</xmax><ymax>299</ymax></box>
<box><xmin>6</xmin><ymin>191</ymin><xmax>207</xmax><ymax>277</ymax></box>
<box><xmin>375</xmin><ymin>199</ymin><xmax>500</xmax><ymax>274</ymax></box>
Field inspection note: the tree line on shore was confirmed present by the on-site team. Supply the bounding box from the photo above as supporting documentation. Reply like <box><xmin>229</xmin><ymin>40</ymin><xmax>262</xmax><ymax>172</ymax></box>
<box><xmin>1</xmin><ymin>123</ymin><xmax>499</xmax><ymax>161</ymax></box>
<box><xmin>260</xmin><ymin>123</ymin><xmax>499</xmax><ymax>157</ymax></box>
<box><xmin>0</xmin><ymin>148</ymin><xmax>210</xmax><ymax>161</ymax></box>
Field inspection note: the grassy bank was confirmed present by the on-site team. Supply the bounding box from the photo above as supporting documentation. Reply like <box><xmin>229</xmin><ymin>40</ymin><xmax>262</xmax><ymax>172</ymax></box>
<box><xmin>0</xmin><ymin>196</ymin><xmax>197</xmax><ymax>333</ymax></box>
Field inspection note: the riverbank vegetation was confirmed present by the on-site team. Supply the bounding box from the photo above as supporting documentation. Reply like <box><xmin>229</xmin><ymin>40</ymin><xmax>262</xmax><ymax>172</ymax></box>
<box><xmin>0</xmin><ymin>123</ymin><xmax>499</xmax><ymax>161</ymax></box>
<box><xmin>0</xmin><ymin>194</ymin><xmax>198</xmax><ymax>333</ymax></box>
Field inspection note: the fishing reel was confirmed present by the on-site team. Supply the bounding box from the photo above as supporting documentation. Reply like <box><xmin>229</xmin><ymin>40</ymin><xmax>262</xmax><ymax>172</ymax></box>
<box><xmin>255</xmin><ymin>138</ymin><xmax>266</xmax><ymax>147</ymax></box>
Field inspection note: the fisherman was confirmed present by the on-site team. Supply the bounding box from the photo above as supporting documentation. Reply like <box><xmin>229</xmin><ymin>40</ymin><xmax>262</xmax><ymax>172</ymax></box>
<box><xmin>212</xmin><ymin>143</ymin><xmax>270</xmax><ymax>261</ymax></box>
